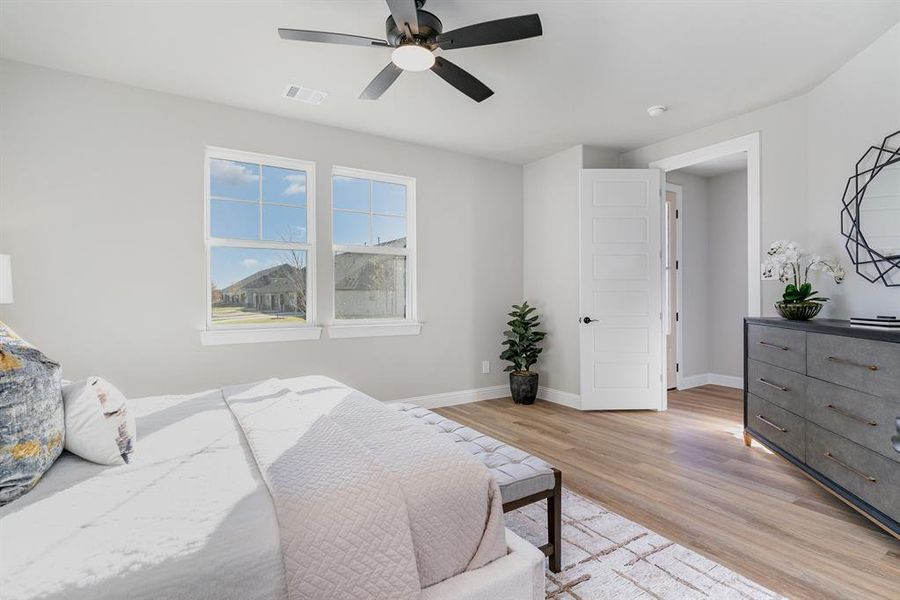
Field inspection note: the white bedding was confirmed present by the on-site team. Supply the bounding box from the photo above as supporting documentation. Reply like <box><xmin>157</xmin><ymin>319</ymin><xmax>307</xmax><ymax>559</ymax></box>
<box><xmin>0</xmin><ymin>376</ymin><xmax>544</xmax><ymax>600</ymax></box>
<box><xmin>0</xmin><ymin>388</ymin><xmax>286</xmax><ymax>600</ymax></box>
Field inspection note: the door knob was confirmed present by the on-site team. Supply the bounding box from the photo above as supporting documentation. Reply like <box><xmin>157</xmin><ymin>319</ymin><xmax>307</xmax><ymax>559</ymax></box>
<box><xmin>580</xmin><ymin>316</ymin><xmax>598</xmax><ymax>324</ymax></box>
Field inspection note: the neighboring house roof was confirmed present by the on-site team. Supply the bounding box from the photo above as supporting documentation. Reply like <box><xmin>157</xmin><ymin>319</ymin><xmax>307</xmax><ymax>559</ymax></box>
<box><xmin>218</xmin><ymin>237</ymin><xmax>406</xmax><ymax>295</ymax></box>
<box><xmin>222</xmin><ymin>263</ymin><xmax>303</xmax><ymax>295</ymax></box>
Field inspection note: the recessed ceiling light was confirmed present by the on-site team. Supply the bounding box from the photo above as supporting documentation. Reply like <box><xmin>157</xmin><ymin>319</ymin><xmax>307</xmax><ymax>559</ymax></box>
<box><xmin>283</xmin><ymin>84</ymin><xmax>328</xmax><ymax>105</ymax></box>
<box><xmin>647</xmin><ymin>105</ymin><xmax>667</xmax><ymax>117</ymax></box>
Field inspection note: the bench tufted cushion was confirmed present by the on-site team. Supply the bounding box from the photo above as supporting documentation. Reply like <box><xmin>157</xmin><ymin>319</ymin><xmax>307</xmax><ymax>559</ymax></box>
<box><xmin>389</xmin><ymin>403</ymin><xmax>555</xmax><ymax>504</ymax></box>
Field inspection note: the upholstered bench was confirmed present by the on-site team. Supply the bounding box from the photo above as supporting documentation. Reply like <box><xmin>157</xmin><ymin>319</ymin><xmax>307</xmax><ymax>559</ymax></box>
<box><xmin>389</xmin><ymin>403</ymin><xmax>562</xmax><ymax>572</ymax></box>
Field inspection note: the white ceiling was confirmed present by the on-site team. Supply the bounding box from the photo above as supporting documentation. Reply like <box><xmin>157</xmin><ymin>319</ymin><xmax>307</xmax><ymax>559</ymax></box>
<box><xmin>675</xmin><ymin>151</ymin><xmax>747</xmax><ymax>178</ymax></box>
<box><xmin>2</xmin><ymin>1</ymin><xmax>898</xmax><ymax>164</ymax></box>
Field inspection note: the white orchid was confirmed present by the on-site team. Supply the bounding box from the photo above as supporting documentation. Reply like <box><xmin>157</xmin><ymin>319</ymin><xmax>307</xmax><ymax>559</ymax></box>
<box><xmin>761</xmin><ymin>240</ymin><xmax>843</xmax><ymax>304</ymax></box>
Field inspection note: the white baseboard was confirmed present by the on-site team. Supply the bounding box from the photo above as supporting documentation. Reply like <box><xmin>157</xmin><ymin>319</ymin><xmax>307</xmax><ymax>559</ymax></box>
<box><xmin>537</xmin><ymin>386</ymin><xmax>581</xmax><ymax>409</ymax></box>
<box><xmin>678</xmin><ymin>374</ymin><xmax>709</xmax><ymax>389</ymax></box>
<box><xmin>708</xmin><ymin>374</ymin><xmax>743</xmax><ymax>389</ymax></box>
<box><xmin>397</xmin><ymin>384</ymin><xmax>509</xmax><ymax>409</ymax></box>
<box><xmin>679</xmin><ymin>373</ymin><xmax>744</xmax><ymax>390</ymax></box>
<box><xmin>394</xmin><ymin>384</ymin><xmax>583</xmax><ymax>410</ymax></box>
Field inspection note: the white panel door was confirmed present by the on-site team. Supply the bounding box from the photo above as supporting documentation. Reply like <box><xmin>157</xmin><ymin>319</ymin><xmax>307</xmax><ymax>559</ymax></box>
<box><xmin>579</xmin><ymin>169</ymin><xmax>663</xmax><ymax>410</ymax></box>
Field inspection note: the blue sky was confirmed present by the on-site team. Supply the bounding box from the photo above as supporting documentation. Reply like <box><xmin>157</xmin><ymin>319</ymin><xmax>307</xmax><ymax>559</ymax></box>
<box><xmin>210</xmin><ymin>160</ymin><xmax>407</xmax><ymax>289</ymax></box>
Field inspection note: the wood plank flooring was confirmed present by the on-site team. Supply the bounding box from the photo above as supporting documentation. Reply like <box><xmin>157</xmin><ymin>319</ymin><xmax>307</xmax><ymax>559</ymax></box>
<box><xmin>437</xmin><ymin>385</ymin><xmax>900</xmax><ymax>600</ymax></box>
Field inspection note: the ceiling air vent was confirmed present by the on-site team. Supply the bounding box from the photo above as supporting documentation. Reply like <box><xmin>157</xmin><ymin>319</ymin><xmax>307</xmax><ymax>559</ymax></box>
<box><xmin>283</xmin><ymin>84</ymin><xmax>328</xmax><ymax>105</ymax></box>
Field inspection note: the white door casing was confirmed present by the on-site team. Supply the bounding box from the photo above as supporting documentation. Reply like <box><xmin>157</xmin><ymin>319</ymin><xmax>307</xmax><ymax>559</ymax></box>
<box><xmin>579</xmin><ymin>169</ymin><xmax>664</xmax><ymax>410</ymax></box>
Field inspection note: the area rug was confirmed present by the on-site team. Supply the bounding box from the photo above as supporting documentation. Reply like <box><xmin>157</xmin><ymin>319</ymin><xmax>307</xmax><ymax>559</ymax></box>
<box><xmin>506</xmin><ymin>489</ymin><xmax>785</xmax><ymax>600</ymax></box>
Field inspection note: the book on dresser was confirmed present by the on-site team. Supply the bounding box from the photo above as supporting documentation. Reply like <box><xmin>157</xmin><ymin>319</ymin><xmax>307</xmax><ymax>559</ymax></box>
<box><xmin>744</xmin><ymin>317</ymin><xmax>900</xmax><ymax>538</ymax></box>
<box><xmin>850</xmin><ymin>315</ymin><xmax>900</xmax><ymax>330</ymax></box>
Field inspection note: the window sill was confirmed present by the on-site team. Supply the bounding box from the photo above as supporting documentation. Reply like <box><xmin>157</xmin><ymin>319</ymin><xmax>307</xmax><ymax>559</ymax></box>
<box><xmin>200</xmin><ymin>326</ymin><xmax>323</xmax><ymax>346</ymax></box>
<box><xmin>327</xmin><ymin>322</ymin><xmax>423</xmax><ymax>339</ymax></box>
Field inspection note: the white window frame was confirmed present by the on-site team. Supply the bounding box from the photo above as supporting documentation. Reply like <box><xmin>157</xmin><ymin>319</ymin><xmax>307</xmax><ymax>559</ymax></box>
<box><xmin>201</xmin><ymin>146</ymin><xmax>321</xmax><ymax>345</ymax></box>
<box><xmin>329</xmin><ymin>165</ymin><xmax>421</xmax><ymax>338</ymax></box>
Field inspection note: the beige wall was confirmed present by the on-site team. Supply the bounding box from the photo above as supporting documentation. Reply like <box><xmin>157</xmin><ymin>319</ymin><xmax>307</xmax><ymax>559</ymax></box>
<box><xmin>0</xmin><ymin>60</ymin><xmax>524</xmax><ymax>399</ymax></box>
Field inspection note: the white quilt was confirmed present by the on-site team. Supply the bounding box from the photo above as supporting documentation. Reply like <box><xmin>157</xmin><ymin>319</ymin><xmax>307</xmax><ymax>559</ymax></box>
<box><xmin>0</xmin><ymin>377</ymin><xmax>514</xmax><ymax>600</ymax></box>
<box><xmin>0</xmin><ymin>388</ymin><xmax>286</xmax><ymax>600</ymax></box>
<box><xmin>223</xmin><ymin>378</ymin><xmax>508</xmax><ymax>599</ymax></box>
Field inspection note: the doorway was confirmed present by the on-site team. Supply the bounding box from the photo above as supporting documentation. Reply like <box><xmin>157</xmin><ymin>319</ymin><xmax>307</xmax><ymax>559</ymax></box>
<box><xmin>651</xmin><ymin>133</ymin><xmax>760</xmax><ymax>395</ymax></box>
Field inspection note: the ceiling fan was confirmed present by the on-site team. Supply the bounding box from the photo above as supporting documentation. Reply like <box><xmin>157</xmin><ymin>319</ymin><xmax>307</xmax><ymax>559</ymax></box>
<box><xmin>278</xmin><ymin>0</ymin><xmax>542</xmax><ymax>102</ymax></box>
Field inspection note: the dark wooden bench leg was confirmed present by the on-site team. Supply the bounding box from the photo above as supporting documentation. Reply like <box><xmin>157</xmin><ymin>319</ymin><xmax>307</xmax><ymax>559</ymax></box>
<box><xmin>547</xmin><ymin>468</ymin><xmax>562</xmax><ymax>573</ymax></box>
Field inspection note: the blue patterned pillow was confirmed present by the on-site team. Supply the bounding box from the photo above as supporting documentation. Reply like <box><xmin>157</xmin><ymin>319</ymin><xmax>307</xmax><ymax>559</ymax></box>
<box><xmin>0</xmin><ymin>322</ymin><xmax>64</xmax><ymax>505</ymax></box>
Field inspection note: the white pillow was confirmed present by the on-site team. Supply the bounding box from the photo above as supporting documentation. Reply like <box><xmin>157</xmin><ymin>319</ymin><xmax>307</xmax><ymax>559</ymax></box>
<box><xmin>63</xmin><ymin>377</ymin><xmax>136</xmax><ymax>465</ymax></box>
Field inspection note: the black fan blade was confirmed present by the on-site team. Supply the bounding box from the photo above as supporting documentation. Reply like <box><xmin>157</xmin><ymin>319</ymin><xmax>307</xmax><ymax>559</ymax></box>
<box><xmin>430</xmin><ymin>56</ymin><xmax>493</xmax><ymax>103</ymax></box>
<box><xmin>386</xmin><ymin>0</ymin><xmax>419</xmax><ymax>36</ymax></box>
<box><xmin>435</xmin><ymin>14</ymin><xmax>542</xmax><ymax>50</ymax></box>
<box><xmin>278</xmin><ymin>28</ymin><xmax>389</xmax><ymax>47</ymax></box>
<box><xmin>359</xmin><ymin>63</ymin><xmax>403</xmax><ymax>100</ymax></box>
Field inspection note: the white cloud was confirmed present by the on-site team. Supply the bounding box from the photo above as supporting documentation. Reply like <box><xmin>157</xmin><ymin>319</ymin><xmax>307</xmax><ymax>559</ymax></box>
<box><xmin>211</xmin><ymin>159</ymin><xmax>259</xmax><ymax>185</ymax></box>
<box><xmin>240</xmin><ymin>258</ymin><xmax>259</xmax><ymax>269</ymax></box>
<box><xmin>283</xmin><ymin>174</ymin><xmax>306</xmax><ymax>196</ymax></box>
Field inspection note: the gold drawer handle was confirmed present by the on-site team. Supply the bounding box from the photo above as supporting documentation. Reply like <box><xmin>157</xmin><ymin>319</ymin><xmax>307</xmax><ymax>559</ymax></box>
<box><xmin>826</xmin><ymin>356</ymin><xmax>878</xmax><ymax>371</ymax></box>
<box><xmin>824</xmin><ymin>452</ymin><xmax>877</xmax><ymax>483</ymax></box>
<box><xmin>758</xmin><ymin>378</ymin><xmax>788</xmax><ymax>392</ymax></box>
<box><xmin>826</xmin><ymin>404</ymin><xmax>877</xmax><ymax>427</ymax></box>
<box><xmin>756</xmin><ymin>414</ymin><xmax>787</xmax><ymax>433</ymax></box>
<box><xmin>759</xmin><ymin>341</ymin><xmax>789</xmax><ymax>351</ymax></box>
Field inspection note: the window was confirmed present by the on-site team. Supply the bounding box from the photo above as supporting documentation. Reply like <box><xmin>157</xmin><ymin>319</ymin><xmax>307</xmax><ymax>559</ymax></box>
<box><xmin>331</xmin><ymin>167</ymin><xmax>419</xmax><ymax>337</ymax></box>
<box><xmin>203</xmin><ymin>147</ymin><xmax>319</xmax><ymax>344</ymax></box>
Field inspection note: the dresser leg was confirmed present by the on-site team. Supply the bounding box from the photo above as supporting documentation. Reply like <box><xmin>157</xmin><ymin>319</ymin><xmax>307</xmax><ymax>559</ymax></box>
<box><xmin>743</xmin><ymin>431</ymin><xmax>752</xmax><ymax>447</ymax></box>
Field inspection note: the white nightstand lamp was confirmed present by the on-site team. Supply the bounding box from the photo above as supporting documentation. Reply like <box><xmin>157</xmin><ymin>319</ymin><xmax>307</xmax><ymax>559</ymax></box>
<box><xmin>0</xmin><ymin>255</ymin><xmax>13</xmax><ymax>304</ymax></box>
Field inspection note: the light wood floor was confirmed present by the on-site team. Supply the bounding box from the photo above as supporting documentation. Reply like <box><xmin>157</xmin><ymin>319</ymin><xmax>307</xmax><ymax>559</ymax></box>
<box><xmin>437</xmin><ymin>385</ymin><xmax>900</xmax><ymax>600</ymax></box>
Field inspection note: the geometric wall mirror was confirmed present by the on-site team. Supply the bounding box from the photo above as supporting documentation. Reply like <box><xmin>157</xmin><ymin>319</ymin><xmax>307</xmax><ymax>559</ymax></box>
<box><xmin>840</xmin><ymin>129</ymin><xmax>900</xmax><ymax>286</ymax></box>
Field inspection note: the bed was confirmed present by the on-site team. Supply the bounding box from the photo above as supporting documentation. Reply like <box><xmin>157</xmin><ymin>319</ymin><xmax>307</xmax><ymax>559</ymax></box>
<box><xmin>0</xmin><ymin>376</ymin><xmax>544</xmax><ymax>600</ymax></box>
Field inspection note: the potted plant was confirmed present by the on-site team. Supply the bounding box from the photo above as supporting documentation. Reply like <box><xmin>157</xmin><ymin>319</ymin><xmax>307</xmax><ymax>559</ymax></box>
<box><xmin>500</xmin><ymin>302</ymin><xmax>546</xmax><ymax>404</ymax></box>
<box><xmin>761</xmin><ymin>240</ymin><xmax>844</xmax><ymax>320</ymax></box>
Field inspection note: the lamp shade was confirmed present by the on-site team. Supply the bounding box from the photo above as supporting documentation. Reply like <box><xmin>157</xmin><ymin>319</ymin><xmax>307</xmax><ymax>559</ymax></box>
<box><xmin>0</xmin><ymin>255</ymin><xmax>13</xmax><ymax>304</ymax></box>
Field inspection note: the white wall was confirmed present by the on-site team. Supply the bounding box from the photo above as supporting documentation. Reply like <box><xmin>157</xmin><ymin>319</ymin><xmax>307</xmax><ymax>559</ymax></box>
<box><xmin>522</xmin><ymin>145</ymin><xmax>619</xmax><ymax>399</ymax></box>
<box><xmin>623</xmin><ymin>23</ymin><xmax>900</xmax><ymax>321</ymax></box>
<box><xmin>0</xmin><ymin>60</ymin><xmax>524</xmax><ymax>399</ymax></box>
<box><xmin>522</xmin><ymin>146</ymin><xmax>581</xmax><ymax>396</ymax></box>
<box><xmin>667</xmin><ymin>172</ymin><xmax>709</xmax><ymax>380</ymax></box>
<box><xmin>707</xmin><ymin>169</ymin><xmax>748</xmax><ymax>378</ymax></box>
<box><xmin>622</xmin><ymin>96</ymin><xmax>808</xmax><ymax>316</ymax></box>
<box><xmin>806</xmin><ymin>23</ymin><xmax>900</xmax><ymax>318</ymax></box>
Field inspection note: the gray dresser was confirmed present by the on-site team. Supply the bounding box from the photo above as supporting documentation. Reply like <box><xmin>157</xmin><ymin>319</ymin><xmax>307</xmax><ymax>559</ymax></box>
<box><xmin>744</xmin><ymin>318</ymin><xmax>900</xmax><ymax>537</ymax></box>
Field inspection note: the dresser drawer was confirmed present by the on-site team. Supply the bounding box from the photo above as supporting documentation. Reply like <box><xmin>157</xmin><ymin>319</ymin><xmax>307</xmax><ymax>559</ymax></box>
<box><xmin>807</xmin><ymin>332</ymin><xmax>900</xmax><ymax>398</ymax></box>
<box><xmin>747</xmin><ymin>394</ymin><xmax>805</xmax><ymax>459</ymax></box>
<box><xmin>747</xmin><ymin>325</ymin><xmax>806</xmax><ymax>373</ymax></box>
<box><xmin>747</xmin><ymin>359</ymin><xmax>806</xmax><ymax>416</ymax></box>
<box><xmin>806</xmin><ymin>378</ymin><xmax>900</xmax><ymax>463</ymax></box>
<box><xmin>806</xmin><ymin>423</ymin><xmax>900</xmax><ymax>521</ymax></box>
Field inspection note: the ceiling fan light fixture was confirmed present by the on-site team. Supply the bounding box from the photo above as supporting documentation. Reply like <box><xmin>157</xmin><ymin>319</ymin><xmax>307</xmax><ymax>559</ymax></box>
<box><xmin>391</xmin><ymin>44</ymin><xmax>435</xmax><ymax>71</ymax></box>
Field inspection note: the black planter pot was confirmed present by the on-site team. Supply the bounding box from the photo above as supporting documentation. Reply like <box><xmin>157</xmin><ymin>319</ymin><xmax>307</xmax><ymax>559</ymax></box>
<box><xmin>509</xmin><ymin>371</ymin><xmax>539</xmax><ymax>405</ymax></box>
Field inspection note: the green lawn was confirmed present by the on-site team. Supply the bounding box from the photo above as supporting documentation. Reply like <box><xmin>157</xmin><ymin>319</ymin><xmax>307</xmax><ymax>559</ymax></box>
<box><xmin>212</xmin><ymin>306</ymin><xmax>306</xmax><ymax>325</ymax></box>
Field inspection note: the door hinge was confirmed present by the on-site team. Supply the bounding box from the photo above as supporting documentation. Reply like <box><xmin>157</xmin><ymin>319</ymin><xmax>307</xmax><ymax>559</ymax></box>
<box><xmin>676</xmin><ymin>312</ymin><xmax>680</xmax><ymax>322</ymax></box>
<box><xmin>675</xmin><ymin>209</ymin><xmax>679</xmax><ymax>218</ymax></box>
<box><xmin>676</xmin><ymin>363</ymin><xmax>680</xmax><ymax>373</ymax></box>
<box><xmin>675</xmin><ymin>260</ymin><xmax>679</xmax><ymax>270</ymax></box>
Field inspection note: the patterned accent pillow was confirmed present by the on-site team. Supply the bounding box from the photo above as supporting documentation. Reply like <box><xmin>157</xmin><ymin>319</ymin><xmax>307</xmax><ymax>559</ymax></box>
<box><xmin>0</xmin><ymin>322</ymin><xmax>65</xmax><ymax>506</ymax></box>
<box><xmin>63</xmin><ymin>377</ymin><xmax>135</xmax><ymax>465</ymax></box>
